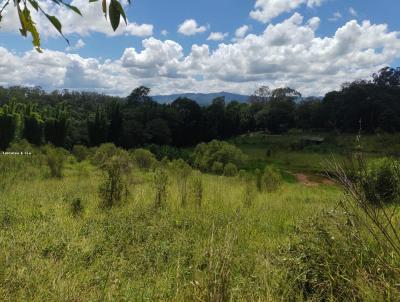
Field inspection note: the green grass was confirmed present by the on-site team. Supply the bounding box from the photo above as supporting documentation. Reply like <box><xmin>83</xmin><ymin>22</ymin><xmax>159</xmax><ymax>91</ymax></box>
<box><xmin>233</xmin><ymin>132</ymin><xmax>400</xmax><ymax>175</ymax></box>
<box><xmin>0</xmin><ymin>159</ymin><xmax>341</xmax><ymax>301</ymax></box>
<box><xmin>3</xmin><ymin>133</ymin><xmax>400</xmax><ymax>301</ymax></box>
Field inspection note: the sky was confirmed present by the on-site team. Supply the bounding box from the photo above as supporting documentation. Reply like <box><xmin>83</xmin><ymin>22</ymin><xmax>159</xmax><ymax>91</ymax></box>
<box><xmin>0</xmin><ymin>0</ymin><xmax>400</xmax><ymax>96</ymax></box>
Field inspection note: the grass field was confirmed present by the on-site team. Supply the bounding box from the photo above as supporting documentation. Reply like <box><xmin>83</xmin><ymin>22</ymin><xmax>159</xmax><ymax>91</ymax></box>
<box><xmin>1</xmin><ymin>134</ymin><xmax>399</xmax><ymax>301</ymax></box>
<box><xmin>0</xmin><ymin>156</ymin><xmax>342</xmax><ymax>301</ymax></box>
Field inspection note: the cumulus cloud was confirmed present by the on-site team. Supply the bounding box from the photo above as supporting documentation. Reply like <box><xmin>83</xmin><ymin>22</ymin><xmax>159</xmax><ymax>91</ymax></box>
<box><xmin>250</xmin><ymin>0</ymin><xmax>324</xmax><ymax>23</ymax></box>
<box><xmin>207</xmin><ymin>32</ymin><xmax>229</xmax><ymax>41</ymax></box>
<box><xmin>235</xmin><ymin>25</ymin><xmax>250</xmax><ymax>39</ymax></box>
<box><xmin>1</xmin><ymin>14</ymin><xmax>400</xmax><ymax>97</ymax></box>
<box><xmin>0</xmin><ymin>0</ymin><xmax>153</xmax><ymax>37</ymax></box>
<box><xmin>178</xmin><ymin>19</ymin><xmax>208</xmax><ymax>36</ymax></box>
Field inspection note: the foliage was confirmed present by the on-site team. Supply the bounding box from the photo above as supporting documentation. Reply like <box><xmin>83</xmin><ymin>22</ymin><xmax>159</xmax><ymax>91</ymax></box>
<box><xmin>91</xmin><ymin>143</ymin><xmax>122</xmax><ymax>167</ymax></box>
<box><xmin>279</xmin><ymin>211</ymin><xmax>400</xmax><ymax>301</ymax></box>
<box><xmin>1</xmin><ymin>67</ymin><xmax>400</xmax><ymax>151</ymax></box>
<box><xmin>261</xmin><ymin>166</ymin><xmax>283</xmax><ymax>192</ymax></box>
<box><xmin>193</xmin><ymin>140</ymin><xmax>246</xmax><ymax>173</ymax></box>
<box><xmin>361</xmin><ymin>158</ymin><xmax>400</xmax><ymax>205</ymax></box>
<box><xmin>223</xmin><ymin>163</ymin><xmax>238</xmax><ymax>177</ymax></box>
<box><xmin>130</xmin><ymin>148</ymin><xmax>157</xmax><ymax>170</ymax></box>
<box><xmin>70</xmin><ymin>197</ymin><xmax>84</xmax><ymax>217</ymax></box>
<box><xmin>98</xmin><ymin>153</ymin><xmax>131</xmax><ymax>209</ymax></box>
<box><xmin>72</xmin><ymin>145</ymin><xmax>90</xmax><ymax>162</ymax></box>
<box><xmin>0</xmin><ymin>101</ymin><xmax>20</xmax><ymax>150</ymax></box>
<box><xmin>191</xmin><ymin>170</ymin><xmax>203</xmax><ymax>207</ymax></box>
<box><xmin>171</xmin><ymin>159</ymin><xmax>192</xmax><ymax>206</ymax></box>
<box><xmin>43</xmin><ymin>145</ymin><xmax>66</xmax><ymax>178</ymax></box>
<box><xmin>0</xmin><ymin>0</ymin><xmax>129</xmax><ymax>51</ymax></box>
<box><xmin>153</xmin><ymin>168</ymin><xmax>168</xmax><ymax>209</ymax></box>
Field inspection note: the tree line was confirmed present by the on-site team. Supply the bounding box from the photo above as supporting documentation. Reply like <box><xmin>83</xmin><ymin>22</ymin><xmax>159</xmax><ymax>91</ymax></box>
<box><xmin>0</xmin><ymin>67</ymin><xmax>399</xmax><ymax>150</ymax></box>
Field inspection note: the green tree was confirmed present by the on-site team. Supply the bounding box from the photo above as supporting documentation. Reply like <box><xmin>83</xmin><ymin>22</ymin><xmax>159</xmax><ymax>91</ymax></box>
<box><xmin>22</xmin><ymin>103</ymin><xmax>43</xmax><ymax>146</ymax></box>
<box><xmin>44</xmin><ymin>104</ymin><xmax>69</xmax><ymax>147</ymax></box>
<box><xmin>88</xmin><ymin>107</ymin><xmax>108</xmax><ymax>146</ymax></box>
<box><xmin>0</xmin><ymin>100</ymin><xmax>21</xmax><ymax>150</ymax></box>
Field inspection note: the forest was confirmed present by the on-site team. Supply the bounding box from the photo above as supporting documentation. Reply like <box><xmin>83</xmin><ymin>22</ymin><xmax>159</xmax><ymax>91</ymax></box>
<box><xmin>1</xmin><ymin>66</ymin><xmax>399</xmax><ymax>151</ymax></box>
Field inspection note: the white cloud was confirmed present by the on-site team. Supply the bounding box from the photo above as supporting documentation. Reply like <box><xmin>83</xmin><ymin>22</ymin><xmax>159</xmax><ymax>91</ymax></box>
<box><xmin>329</xmin><ymin>11</ymin><xmax>342</xmax><ymax>22</ymax></box>
<box><xmin>349</xmin><ymin>7</ymin><xmax>358</xmax><ymax>17</ymax></box>
<box><xmin>161</xmin><ymin>29</ymin><xmax>169</xmax><ymax>36</ymax></box>
<box><xmin>207</xmin><ymin>32</ymin><xmax>229</xmax><ymax>41</ymax></box>
<box><xmin>235</xmin><ymin>25</ymin><xmax>250</xmax><ymax>39</ymax></box>
<box><xmin>0</xmin><ymin>0</ymin><xmax>153</xmax><ymax>37</ymax></box>
<box><xmin>1</xmin><ymin>14</ymin><xmax>400</xmax><ymax>97</ymax></box>
<box><xmin>66</xmin><ymin>39</ymin><xmax>86</xmax><ymax>51</ymax></box>
<box><xmin>250</xmin><ymin>0</ymin><xmax>324</xmax><ymax>23</ymax></box>
<box><xmin>178</xmin><ymin>19</ymin><xmax>207</xmax><ymax>36</ymax></box>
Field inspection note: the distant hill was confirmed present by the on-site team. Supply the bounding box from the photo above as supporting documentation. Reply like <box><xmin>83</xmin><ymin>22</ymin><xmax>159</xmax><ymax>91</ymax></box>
<box><xmin>152</xmin><ymin>92</ymin><xmax>249</xmax><ymax>105</ymax></box>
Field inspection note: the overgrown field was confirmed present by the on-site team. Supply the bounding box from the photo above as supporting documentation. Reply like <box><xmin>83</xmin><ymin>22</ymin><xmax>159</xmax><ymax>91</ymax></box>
<box><xmin>1</xmin><ymin>136</ymin><xmax>400</xmax><ymax>301</ymax></box>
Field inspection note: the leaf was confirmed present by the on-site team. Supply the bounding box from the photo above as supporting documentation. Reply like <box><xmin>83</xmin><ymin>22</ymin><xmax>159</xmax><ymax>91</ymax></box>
<box><xmin>62</xmin><ymin>3</ymin><xmax>82</xmax><ymax>16</ymax></box>
<box><xmin>108</xmin><ymin>0</ymin><xmax>121</xmax><ymax>31</ymax></box>
<box><xmin>21</xmin><ymin>6</ymin><xmax>42</xmax><ymax>52</ymax></box>
<box><xmin>89</xmin><ymin>0</ymin><xmax>98</xmax><ymax>2</ymax></box>
<box><xmin>28</xmin><ymin>0</ymin><xmax>39</xmax><ymax>11</ymax></box>
<box><xmin>44</xmin><ymin>14</ymin><xmax>69</xmax><ymax>44</ymax></box>
<box><xmin>102</xmin><ymin>0</ymin><xmax>107</xmax><ymax>19</ymax></box>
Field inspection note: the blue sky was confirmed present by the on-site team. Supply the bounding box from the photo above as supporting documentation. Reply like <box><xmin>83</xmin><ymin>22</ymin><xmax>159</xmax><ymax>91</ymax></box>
<box><xmin>0</xmin><ymin>0</ymin><xmax>400</xmax><ymax>96</ymax></box>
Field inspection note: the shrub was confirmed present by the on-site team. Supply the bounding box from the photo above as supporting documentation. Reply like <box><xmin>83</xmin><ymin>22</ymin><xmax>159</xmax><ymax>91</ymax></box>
<box><xmin>72</xmin><ymin>145</ymin><xmax>89</xmax><ymax>162</ymax></box>
<box><xmin>91</xmin><ymin>143</ymin><xmax>122</xmax><ymax>167</ymax></box>
<box><xmin>243</xmin><ymin>181</ymin><xmax>256</xmax><ymax>208</ymax></box>
<box><xmin>153</xmin><ymin>169</ymin><xmax>168</xmax><ymax>209</ymax></box>
<box><xmin>193</xmin><ymin>140</ymin><xmax>246</xmax><ymax>172</ymax></box>
<box><xmin>279</xmin><ymin>211</ymin><xmax>400</xmax><ymax>301</ymax></box>
<box><xmin>171</xmin><ymin>159</ymin><xmax>192</xmax><ymax>207</ymax></box>
<box><xmin>70</xmin><ymin>198</ymin><xmax>84</xmax><ymax>216</ymax></box>
<box><xmin>261</xmin><ymin>166</ymin><xmax>283</xmax><ymax>192</ymax></box>
<box><xmin>44</xmin><ymin>146</ymin><xmax>66</xmax><ymax>178</ymax></box>
<box><xmin>0</xmin><ymin>156</ymin><xmax>20</xmax><ymax>192</ymax></box>
<box><xmin>130</xmin><ymin>148</ymin><xmax>157</xmax><ymax>171</ymax></box>
<box><xmin>361</xmin><ymin>158</ymin><xmax>400</xmax><ymax>205</ymax></box>
<box><xmin>98</xmin><ymin>154</ymin><xmax>131</xmax><ymax>209</ymax></box>
<box><xmin>191</xmin><ymin>171</ymin><xmax>203</xmax><ymax>207</ymax></box>
<box><xmin>224</xmin><ymin>163</ymin><xmax>238</xmax><ymax>177</ymax></box>
<box><xmin>211</xmin><ymin>161</ymin><xmax>224</xmax><ymax>175</ymax></box>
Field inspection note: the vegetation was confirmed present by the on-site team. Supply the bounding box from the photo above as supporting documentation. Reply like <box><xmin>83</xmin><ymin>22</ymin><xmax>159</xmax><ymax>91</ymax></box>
<box><xmin>1</xmin><ymin>66</ymin><xmax>400</xmax><ymax>300</ymax></box>
<box><xmin>0</xmin><ymin>67</ymin><xmax>399</xmax><ymax>152</ymax></box>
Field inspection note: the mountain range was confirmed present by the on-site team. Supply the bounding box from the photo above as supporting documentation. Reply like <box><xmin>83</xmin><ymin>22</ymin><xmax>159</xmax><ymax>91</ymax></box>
<box><xmin>152</xmin><ymin>92</ymin><xmax>250</xmax><ymax>105</ymax></box>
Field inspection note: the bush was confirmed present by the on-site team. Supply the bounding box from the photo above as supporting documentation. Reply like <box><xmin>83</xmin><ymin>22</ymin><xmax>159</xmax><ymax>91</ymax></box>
<box><xmin>361</xmin><ymin>158</ymin><xmax>400</xmax><ymax>205</ymax></box>
<box><xmin>261</xmin><ymin>166</ymin><xmax>283</xmax><ymax>192</ymax></box>
<box><xmin>279</xmin><ymin>211</ymin><xmax>400</xmax><ymax>301</ymax></box>
<box><xmin>243</xmin><ymin>181</ymin><xmax>256</xmax><ymax>208</ymax></box>
<box><xmin>91</xmin><ymin>143</ymin><xmax>122</xmax><ymax>167</ymax></box>
<box><xmin>70</xmin><ymin>198</ymin><xmax>84</xmax><ymax>216</ymax></box>
<box><xmin>153</xmin><ymin>169</ymin><xmax>168</xmax><ymax>209</ymax></box>
<box><xmin>193</xmin><ymin>140</ymin><xmax>246</xmax><ymax>172</ymax></box>
<box><xmin>224</xmin><ymin>163</ymin><xmax>238</xmax><ymax>177</ymax></box>
<box><xmin>130</xmin><ymin>148</ymin><xmax>157</xmax><ymax>171</ymax></box>
<box><xmin>98</xmin><ymin>153</ymin><xmax>131</xmax><ymax>209</ymax></box>
<box><xmin>191</xmin><ymin>171</ymin><xmax>203</xmax><ymax>207</ymax></box>
<box><xmin>211</xmin><ymin>161</ymin><xmax>224</xmax><ymax>175</ymax></box>
<box><xmin>72</xmin><ymin>145</ymin><xmax>89</xmax><ymax>162</ymax></box>
<box><xmin>44</xmin><ymin>146</ymin><xmax>66</xmax><ymax>178</ymax></box>
<box><xmin>171</xmin><ymin>159</ymin><xmax>192</xmax><ymax>206</ymax></box>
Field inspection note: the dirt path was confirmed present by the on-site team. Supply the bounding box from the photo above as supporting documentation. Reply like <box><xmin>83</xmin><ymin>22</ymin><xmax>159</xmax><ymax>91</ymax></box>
<box><xmin>294</xmin><ymin>173</ymin><xmax>335</xmax><ymax>186</ymax></box>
